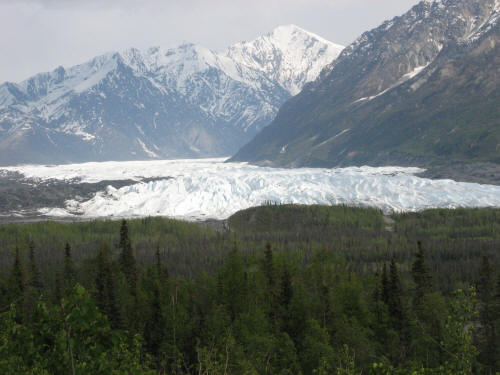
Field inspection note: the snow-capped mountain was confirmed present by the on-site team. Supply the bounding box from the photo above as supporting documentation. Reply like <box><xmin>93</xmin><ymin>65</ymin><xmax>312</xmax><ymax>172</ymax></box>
<box><xmin>0</xmin><ymin>25</ymin><xmax>343</xmax><ymax>165</ymax></box>
<box><xmin>232</xmin><ymin>0</ymin><xmax>500</xmax><ymax>168</ymax></box>
<box><xmin>226</xmin><ymin>25</ymin><xmax>343</xmax><ymax>95</ymax></box>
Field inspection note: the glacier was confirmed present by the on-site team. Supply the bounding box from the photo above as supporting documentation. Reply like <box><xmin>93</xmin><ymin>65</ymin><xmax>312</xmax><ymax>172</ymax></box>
<box><xmin>4</xmin><ymin>159</ymin><xmax>500</xmax><ymax>221</ymax></box>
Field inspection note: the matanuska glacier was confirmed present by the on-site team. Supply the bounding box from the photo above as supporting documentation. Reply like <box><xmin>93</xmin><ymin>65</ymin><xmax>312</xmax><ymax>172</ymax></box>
<box><xmin>4</xmin><ymin>159</ymin><xmax>500</xmax><ymax>221</ymax></box>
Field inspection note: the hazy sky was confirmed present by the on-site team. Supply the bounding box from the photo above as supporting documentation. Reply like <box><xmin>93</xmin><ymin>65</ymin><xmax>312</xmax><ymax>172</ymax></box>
<box><xmin>0</xmin><ymin>0</ymin><xmax>420</xmax><ymax>83</ymax></box>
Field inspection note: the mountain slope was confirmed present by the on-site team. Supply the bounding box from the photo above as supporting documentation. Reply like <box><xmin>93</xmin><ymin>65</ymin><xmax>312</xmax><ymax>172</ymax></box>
<box><xmin>0</xmin><ymin>25</ymin><xmax>343</xmax><ymax>165</ymax></box>
<box><xmin>231</xmin><ymin>0</ymin><xmax>500</xmax><ymax>169</ymax></box>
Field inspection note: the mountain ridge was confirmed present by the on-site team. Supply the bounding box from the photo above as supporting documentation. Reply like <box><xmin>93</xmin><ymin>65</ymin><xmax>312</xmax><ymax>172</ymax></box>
<box><xmin>0</xmin><ymin>25</ymin><xmax>343</xmax><ymax>165</ymax></box>
<box><xmin>231</xmin><ymin>0</ymin><xmax>500</xmax><ymax>172</ymax></box>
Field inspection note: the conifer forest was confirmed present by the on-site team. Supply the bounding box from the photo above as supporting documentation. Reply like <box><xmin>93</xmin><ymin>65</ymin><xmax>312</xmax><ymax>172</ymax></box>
<box><xmin>0</xmin><ymin>205</ymin><xmax>499</xmax><ymax>374</ymax></box>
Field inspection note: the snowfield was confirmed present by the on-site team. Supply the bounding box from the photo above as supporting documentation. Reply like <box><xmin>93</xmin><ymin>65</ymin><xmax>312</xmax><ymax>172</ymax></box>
<box><xmin>4</xmin><ymin>158</ymin><xmax>500</xmax><ymax>220</ymax></box>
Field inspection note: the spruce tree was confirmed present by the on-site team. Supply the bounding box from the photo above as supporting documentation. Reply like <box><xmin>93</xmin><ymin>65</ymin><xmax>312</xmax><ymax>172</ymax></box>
<box><xmin>220</xmin><ymin>244</ymin><xmax>247</xmax><ymax>321</ymax></box>
<box><xmin>144</xmin><ymin>281</ymin><xmax>164</xmax><ymax>365</ymax></box>
<box><xmin>22</xmin><ymin>242</ymin><xmax>43</xmax><ymax>320</ymax></box>
<box><xmin>8</xmin><ymin>246</ymin><xmax>25</xmax><ymax>303</ymax></box>
<box><xmin>280</xmin><ymin>267</ymin><xmax>293</xmax><ymax>309</ymax></box>
<box><xmin>96</xmin><ymin>246</ymin><xmax>107</xmax><ymax>312</ymax></box>
<box><xmin>477</xmin><ymin>256</ymin><xmax>494</xmax><ymax>304</ymax></box>
<box><xmin>263</xmin><ymin>242</ymin><xmax>275</xmax><ymax>293</ymax></box>
<box><xmin>388</xmin><ymin>257</ymin><xmax>403</xmax><ymax>330</ymax></box>
<box><xmin>119</xmin><ymin>220</ymin><xmax>138</xmax><ymax>294</ymax></box>
<box><xmin>477</xmin><ymin>256</ymin><xmax>497</xmax><ymax>373</ymax></box>
<box><xmin>54</xmin><ymin>272</ymin><xmax>62</xmax><ymax>302</ymax></box>
<box><xmin>493</xmin><ymin>274</ymin><xmax>500</xmax><ymax>372</ymax></box>
<box><xmin>155</xmin><ymin>245</ymin><xmax>161</xmax><ymax>278</ymax></box>
<box><xmin>280</xmin><ymin>267</ymin><xmax>293</xmax><ymax>334</ymax></box>
<box><xmin>7</xmin><ymin>246</ymin><xmax>26</xmax><ymax>323</ymax></box>
<box><xmin>155</xmin><ymin>245</ymin><xmax>169</xmax><ymax>283</ymax></box>
<box><xmin>388</xmin><ymin>256</ymin><xmax>409</xmax><ymax>363</ymax></box>
<box><xmin>381</xmin><ymin>263</ymin><xmax>389</xmax><ymax>305</ymax></box>
<box><xmin>263</xmin><ymin>242</ymin><xmax>278</xmax><ymax>325</ymax></box>
<box><xmin>63</xmin><ymin>242</ymin><xmax>76</xmax><ymax>288</ymax></box>
<box><xmin>411</xmin><ymin>241</ymin><xmax>432</xmax><ymax>310</ymax></box>
<box><xmin>373</xmin><ymin>271</ymin><xmax>381</xmax><ymax>303</ymax></box>
<box><xmin>27</xmin><ymin>242</ymin><xmax>42</xmax><ymax>293</ymax></box>
<box><xmin>95</xmin><ymin>242</ymin><xmax>121</xmax><ymax>329</ymax></box>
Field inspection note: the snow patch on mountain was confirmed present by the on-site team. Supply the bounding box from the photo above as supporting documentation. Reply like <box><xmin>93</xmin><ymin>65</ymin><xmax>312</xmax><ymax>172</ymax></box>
<box><xmin>136</xmin><ymin>138</ymin><xmax>159</xmax><ymax>158</ymax></box>
<box><xmin>74</xmin><ymin>130</ymin><xmax>96</xmax><ymax>141</ymax></box>
<box><xmin>354</xmin><ymin>63</ymin><xmax>430</xmax><ymax>104</ymax></box>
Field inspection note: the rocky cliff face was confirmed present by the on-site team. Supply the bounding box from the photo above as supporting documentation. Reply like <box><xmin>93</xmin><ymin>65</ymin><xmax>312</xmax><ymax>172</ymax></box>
<box><xmin>0</xmin><ymin>25</ymin><xmax>343</xmax><ymax>165</ymax></box>
<box><xmin>231</xmin><ymin>0</ymin><xmax>500</xmax><ymax>168</ymax></box>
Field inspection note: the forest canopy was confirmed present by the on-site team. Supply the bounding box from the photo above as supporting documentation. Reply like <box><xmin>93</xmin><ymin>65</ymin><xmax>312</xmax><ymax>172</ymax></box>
<box><xmin>0</xmin><ymin>205</ymin><xmax>499</xmax><ymax>374</ymax></box>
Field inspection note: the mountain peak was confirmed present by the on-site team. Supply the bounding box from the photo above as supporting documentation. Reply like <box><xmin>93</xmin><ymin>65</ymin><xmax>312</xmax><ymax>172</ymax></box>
<box><xmin>226</xmin><ymin>25</ymin><xmax>344</xmax><ymax>95</ymax></box>
<box><xmin>268</xmin><ymin>24</ymin><xmax>338</xmax><ymax>47</ymax></box>
<box><xmin>269</xmin><ymin>24</ymin><xmax>309</xmax><ymax>36</ymax></box>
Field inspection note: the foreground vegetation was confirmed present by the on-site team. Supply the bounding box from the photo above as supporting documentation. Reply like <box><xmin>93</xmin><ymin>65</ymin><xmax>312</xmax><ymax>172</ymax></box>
<box><xmin>0</xmin><ymin>205</ymin><xmax>499</xmax><ymax>374</ymax></box>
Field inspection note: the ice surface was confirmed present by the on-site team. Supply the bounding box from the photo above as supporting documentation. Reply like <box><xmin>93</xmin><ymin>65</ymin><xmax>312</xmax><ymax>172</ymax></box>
<box><xmin>3</xmin><ymin>159</ymin><xmax>500</xmax><ymax>221</ymax></box>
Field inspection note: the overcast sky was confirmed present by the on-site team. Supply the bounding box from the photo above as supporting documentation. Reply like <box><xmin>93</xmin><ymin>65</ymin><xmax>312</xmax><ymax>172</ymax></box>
<box><xmin>0</xmin><ymin>0</ymin><xmax>420</xmax><ymax>83</ymax></box>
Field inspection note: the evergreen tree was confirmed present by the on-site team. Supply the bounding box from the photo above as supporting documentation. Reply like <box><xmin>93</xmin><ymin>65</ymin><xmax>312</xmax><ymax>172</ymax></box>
<box><xmin>388</xmin><ymin>257</ymin><xmax>403</xmax><ymax>330</ymax></box>
<box><xmin>119</xmin><ymin>220</ymin><xmax>138</xmax><ymax>294</ymax></box>
<box><xmin>8</xmin><ymin>246</ymin><xmax>25</xmax><ymax>304</ymax></box>
<box><xmin>144</xmin><ymin>281</ymin><xmax>164</xmax><ymax>365</ymax></box>
<box><xmin>373</xmin><ymin>271</ymin><xmax>381</xmax><ymax>304</ymax></box>
<box><xmin>477</xmin><ymin>256</ymin><xmax>494</xmax><ymax>304</ymax></box>
<box><xmin>489</xmin><ymin>273</ymin><xmax>500</xmax><ymax>372</ymax></box>
<box><xmin>23</xmin><ymin>242</ymin><xmax>43</xmax><ymax>321</ymax></box>
<box><xmin>219</xmin><ymin>245</ymin><xmax>247</xmax><ymax>321</ymax></box>
<box><xmin>27</xmin><ymin>242</ymin><xmax>42</xmax><ymax>293</ymax></box>
<box><xmin>411</xmin><ymin>241</ymin><xmax>432</xmax><ymax>310</ymax></box>
<box><xmin>381</xmin><ymin>263</ymin><xmax>389</xmax><ymax>305</ymax></box>
<box><xmin>280</xmin><ymin>267</ymin><xmax>293</xmax><ymax>309</ymax></box>
<box><xmin>476</xmin><ymin>256</ymin><xmax>496</xmax><ymax>372</ymax></box>
<box><xmin>155</xmin><ymin>245</ymin><xmax>169</xmax><ymax>282</ymax></box>
<box><xmin>54</xmin><ymin>272</ymin><xmax>63</xmax><ymax>303</ymax></box>
<box><xmin>0</xmin><ymin>279</ymin><xmax>7</xmax><ymax>309</ymax></box>
<box><xmin>320</xmin><ymin>280</ymin><xmax>330</xmax><ymax>330</ymax></box>
<box><xmin>263</xmin><ymin>242</ymin><xmax>276</xmax><ymax>293</ymax></box>
<box><xmin>263</xmin><ymin>242</ymin><xmax>278</xmax><ymax>325</ymax></box>
<box><xmin>63</xmin><ymin>242</ymin><xmax>76</xmax><ymax>288</ymax></box>
<box><xmin>96</xmin><ymin>244</ymin><xmax>108</xmax><ymax>312</ymax></box>
<box><xmin>95</xmin><ymin>242</ymin><xmax>121</xmax><ymax>329</ymax></box>
<box><xmin>280</xmin><ymin>267</ymin><xmax>294</xmax><ymax>333</ymax></box>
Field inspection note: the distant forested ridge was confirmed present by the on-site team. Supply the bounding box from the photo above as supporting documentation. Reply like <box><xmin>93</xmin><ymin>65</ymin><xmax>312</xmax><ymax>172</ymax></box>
<box><xmin>0</xmin><ymin>205</ymin><xmax>499</xmax><ymax>374</ymax></box>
